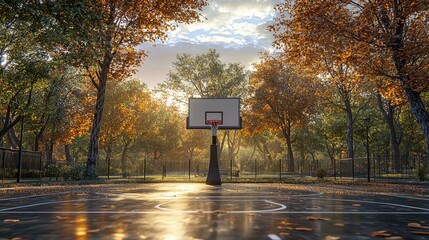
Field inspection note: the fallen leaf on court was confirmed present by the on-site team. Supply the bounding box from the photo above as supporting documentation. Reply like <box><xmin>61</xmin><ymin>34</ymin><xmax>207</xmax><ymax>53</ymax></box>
<box><xmin>334</xmin><ymin>223</ymin><xmax>345</xmax><ymax>227</ymax></box>
<box><xmin>280</xmin><ymin>220</ymin><xmax>293</xmax><ymax>225</ymax></box>
<box><xmin>325</xmin><ymin>236</ymin><xmax>340</xmax><ymax>240</ymax></box>
<box><xmin>307</xmin><ymin>216</ymin><xmax>330</xmax><ymax>221</ymax></box>
<box><xmin>87</xmin><ymin>229</ymin><xmax>101</xmax><ymax>233</ymax></box>
<box><xmin>410</xmin><ymin>231</ymin><xmax>429</xmax><ymax>235</ymax></box>
<box><xmin>371</xmin><ymin>230</ymin><xmax>391</xmax><ymax>237</ymax></box>
<box><xmin>295</xmin><ymin>227</ymin><xmax>313</xmax><ymax>231</ymax></box>
<box><xmin>247</xmin><ymin>213</ymin><xmax>256</xmax><ymax>216</ymax></box>
<box><xmin>385</xmin><ymin>237</ymin><xmax>403</xmax><ymax>240</ymax></box>
<box><xmin>56</xmin><ymin>216</ymin><xmax>68</xmax><ymax>220</ymax></box>
<box><xmin>279</xmin><ymin>232</ymin><xmax>290</xmax><ymax>236</ymax></box>
<box><xmin>408</xmin><ymin>223</ymin><xmax>429</xmax><ymax>229</ymax></box>
<box><xmin>352</xmin><ymin>204</ymin><xmax>362</xmax><ymax>207</ymax></box>
<box><xmin>4</xmin><ymin>219</ymin><xmax>20</xmax><ymax>223</ymax></box>
<box><xmin>215</xmin><ymin>210</ymin><xmax>228</xmax><ymax>214</ymax></box>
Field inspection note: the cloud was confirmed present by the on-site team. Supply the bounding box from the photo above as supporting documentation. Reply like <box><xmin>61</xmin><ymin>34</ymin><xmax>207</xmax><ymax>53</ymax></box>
<box><xmin>133</xmin><ymin>0</ymin><xmax>282</xmax><ymax>89</ymax></box>
<box><xmin>166</xmin><ymin>0</ymin><xmax>282</xmax><ymax>47</ymax></box>
<box><xmin>135</xmin><ymin>43</ymin><xmax>263</xmax><ymax>89</ymax></box>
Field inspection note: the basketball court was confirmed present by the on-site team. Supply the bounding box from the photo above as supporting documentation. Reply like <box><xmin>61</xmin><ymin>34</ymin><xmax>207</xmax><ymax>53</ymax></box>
<box><xmin>0</xmin><ymin>183</ymin><xmax>428</xmax><ymax>239</ymax></box>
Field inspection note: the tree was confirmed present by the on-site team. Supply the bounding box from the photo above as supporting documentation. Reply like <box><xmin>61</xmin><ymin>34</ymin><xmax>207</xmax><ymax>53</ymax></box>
<box><xmin>142</xmin><ymin>103</ymin><xmax>182</xmax><ymax>173</ymax></box>
<box><xmin>68</xmin><ymin>0</ymin><xmax>208</xmax><ymax>176</ymax></box>
<box><xmin>100</xmin><ymin>79</ymin><xmax>154</xmax><ymax>177</ymax></box>
<box><xmin>158</xmin><ymin>49</ymin><xmax>249</xmax><ymax>167</ymax></box>
<box><xmin>249</xmin><ymin>53</ymin><xmax>319</xmax><ymax>172</ymax></box>
<box><xmin>0</xmin><ymin>1</ymin><xmax>50</xmax><ymax>144</ymax></box>
<box><xmin>376</xmin><ymin>93</ymin><xmax>403</xmax><ymax>172</ymax></box>
<box><xmin>271</xmin><ymin>0</ymin><xmax>429</xmax><ymax>165</ymax></box>
<box><xmin>158</xmin><ymin>49</ymin><xmax>248</xmax><ymax>102</ymax></box>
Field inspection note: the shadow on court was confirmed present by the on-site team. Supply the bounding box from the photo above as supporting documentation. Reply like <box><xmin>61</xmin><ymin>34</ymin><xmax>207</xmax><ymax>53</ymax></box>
<box><xmin>0</xmin><ymin>183</ymin><xmax>428</xmax><ymax>239</ymax></box>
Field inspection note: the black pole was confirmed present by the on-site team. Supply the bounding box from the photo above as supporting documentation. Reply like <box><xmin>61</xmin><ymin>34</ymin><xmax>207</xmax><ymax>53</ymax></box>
<box><xmin>1</xmin><ymin>149</ymin><xmax>5</xmax><ymax>183</ymax></box>
<box><xmin>254</xmin><ymin>157</ymin><xmax>257</xmax><ymax>179</ymax></box>
<box><xmin>188</xmin><ymin>158</ymin><xmax>191</xmax><ymax>180</ymax></box>
<box><xmin>107</xmin><ymin>156</ymin><xmax>110</xmax><ymax>179</ymax></box>
<box><xmin>206</xmin><ymin>128</ymin><xmax>221</xmax><ymax>185</ymax></box>
<box><xmin>143</xmin><ymin>158</ymin><xmax>146</xmax><ymax>181</ymax></box>
<box><xmin>17</xmin><ymin>116</ymin><xmax>24</xmax><ymax>183</ymax></box>
<box><xmin>334</xmin><ymin>158</ymin><xmax>337</xmax><ymax>180</ymax></box>
<box><xmin>366</xmin><ymin>124</ymin><xmax>370</xmax><ymax>182</ymax></box>
<box><xmin>230</xmin><ymin>154</ymin><xmax>233</xmax><ymax>181</ymax></box>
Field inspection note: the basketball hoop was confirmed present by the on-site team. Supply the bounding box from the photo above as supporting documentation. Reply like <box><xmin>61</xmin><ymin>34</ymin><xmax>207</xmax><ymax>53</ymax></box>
<box><xmin>205</xmin><ymin>120</ymin><xmax>223</xmax><ymax>126</ymax></box>
<box><xmin>206</xmin><ymin>120</ymin><xmax>223</xmax><ymax>137</ymax></box>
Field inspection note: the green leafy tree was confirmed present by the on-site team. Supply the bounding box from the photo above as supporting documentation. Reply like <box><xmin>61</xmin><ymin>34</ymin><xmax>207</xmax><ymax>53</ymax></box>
<box><xmin>158</xmin><ymin>49</ymin><xmax>248</xmax><ymax>101</ymax></box>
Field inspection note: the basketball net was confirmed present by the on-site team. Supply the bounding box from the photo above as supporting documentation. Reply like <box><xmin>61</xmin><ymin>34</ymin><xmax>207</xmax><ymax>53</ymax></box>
<box><xmin>206</xmin><ymin>120</ymin><xmax>223</xmax><ymax>136</ymax></box>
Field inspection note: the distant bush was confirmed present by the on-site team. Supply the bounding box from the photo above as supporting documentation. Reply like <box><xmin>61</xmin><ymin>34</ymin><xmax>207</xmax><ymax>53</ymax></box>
<box><xmin>317</xmin><ymin>168</ymin><xmax>327</xmax><ymax>179</ymax></box>
<box><xmin>60</xmin><ymin>165</ymin><xmax>73</xmax><ymax>181</ymax></box>
<box><xmin>21</xmin><ymin>169</ymin><xmax>42</xmax><ymax>178</ymax></box>
<box><xmin>44</xmin><ymin>163</ymin><xmax>60</xmax><ymax>181</ymax></box>
<box><xmin>417</xmin><ymin>166</ymin><xmax>427</xmax><ymax>181</ymax></box>
<box><xmin>71</xmin><ymin>164</ymin><xmax>86</xmax><ymax>180</ymax></box>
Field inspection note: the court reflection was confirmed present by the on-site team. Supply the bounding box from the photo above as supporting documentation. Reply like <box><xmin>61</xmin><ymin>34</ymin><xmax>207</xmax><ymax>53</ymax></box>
<box><xmin>148</xmin><ymin>195</ymin><xmax>267</xmax><ymax>239</ymax></box>
<box><xmin>53</xmin><ymin>194</ymin><xmax>89</xmax><ymax>240</ymax></box>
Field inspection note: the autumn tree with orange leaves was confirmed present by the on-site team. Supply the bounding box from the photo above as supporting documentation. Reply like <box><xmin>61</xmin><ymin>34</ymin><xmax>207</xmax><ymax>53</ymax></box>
<box><xmin>71</xmin><ymin>0</ymin><xmax>208</xmax><ymax>177</ymax></box>
<box><xmin>271</xmin><ymin>0</ymin><xmax>429</xmax><ymax>166</ymax></box>
<box><xmin>100</xmin><ymin>79</ymin><xmax>154</xmax><ymax>177</ymax></box>
<box><xmin>248</xmin><ymin>53</ymin><xmax>319</xmax><ymax>172</ymax></box>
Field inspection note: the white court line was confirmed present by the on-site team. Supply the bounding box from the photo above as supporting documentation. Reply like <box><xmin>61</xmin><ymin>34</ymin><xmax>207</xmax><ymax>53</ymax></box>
<box><xmin>306</xmin><ymin>197</ymin><xmax>429</xmax><ymax>212</ymax></box>
<box><xmin>309</xmin><ymin>185</ymin><xmax>429</xmax><ymax>201</ymax></box>
<box><xmin>267</xmin><ymin>234</ymin><xmax>281</xmax><ymax>240</ymax></box>
<box><xmin>0</xmin><ymin>191</ymin><xmax>73</xmax><ymax>201</ymax></box>
<box><xmin>0</xmin><ymin>198</ymin><xmax>100</xmax><ymax>212</ymax></box>
<box><xmin>378</xmin><ymin>193</ymin><xmax>429</xmax><ymax>201</ymax></box>
<box><xmin>154</xmin><ymin>199</ymin><xmax>287</xmax><ymax>213</ymax></box>
<box><xmin>0</xmin><ymin>211</ymin><xmax>428</xmax><ymax>215</ymax></box>
<box><xmin>93</xmin><ymin>192</ymin><xmax>324</xmax><ymax>200</ymax></box>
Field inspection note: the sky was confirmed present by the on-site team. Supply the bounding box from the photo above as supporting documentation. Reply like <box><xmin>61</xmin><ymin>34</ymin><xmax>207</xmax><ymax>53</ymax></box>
<box><xmin>134</xmin><ymin>0</ymin><xmax>283</xmax><ymax>89</ymax></box>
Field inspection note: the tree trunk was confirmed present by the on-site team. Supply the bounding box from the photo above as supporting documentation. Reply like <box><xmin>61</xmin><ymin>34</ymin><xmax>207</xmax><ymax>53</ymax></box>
<box><xmin>6</xmin><ymin>128</ymin><xmax>18</xmax><ymax>149</ymax></box>
<box><xmin>121</xmin><ymin>140</ymin><xmax>131</xmax><ymax>178</ymax></box>
<box><xmin>65</xmin><ymin>144</ymin><xmax>73</xmax><ymax>164</ymax></box>
<box><xmin>376</xmin><ymin>94</ymin><xmax>401</xmax><ymax>172</ymax></box>
<box><xmin>86</xmin><ymin>84</ymin><xmax>106</xmax><ymax>176</ymax></box>
<box><xmin>104</xmin><ymin>145</ymin><xmax>112</xmax><ymax>178</ymax></box>
<box><xmin>403</xmin><ymin>87</ymin><xmax>429</xmax><ymax>166</ymax></box>
<box><xmin>345</xmin><ymin>100</ymin><xmax>354</xmax><ymax>159</ymax></box>
<box><xmin>34</xmin><ymin>117</ymin><xmax>49</xmax><ymax>152</ymax></box>
<box><xmin>282</xmin><ymin>122</ymin><xmax>294</xmax><ymax>172</ymax></box>
<box><xmin>299</xmin><ymin>145</ymin><xmax>305</xmax><ymax>175</ymax></box>
<box><xmin>86</xmin><ymin>56</ymin><xmax>111</xmax><ymax>177</ymax></box>
<box><xmin>46</xmin><ymin>140</ymin><xmax>54</xmax><ymax>163</ymax></box>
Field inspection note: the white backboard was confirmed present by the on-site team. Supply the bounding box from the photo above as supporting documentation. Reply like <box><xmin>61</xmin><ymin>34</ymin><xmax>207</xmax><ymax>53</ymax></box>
<box><xmin>187</xmin><ymin>98</ymin><xmax>242</xmax><ymax>129</ymax></box>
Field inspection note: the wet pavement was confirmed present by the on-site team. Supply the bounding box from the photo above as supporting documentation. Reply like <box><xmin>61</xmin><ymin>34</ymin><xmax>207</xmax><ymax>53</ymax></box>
<box><xmin>0</xmin><ymin>183</ymin><xmax>428</xmax><ymax>239</ymax></box>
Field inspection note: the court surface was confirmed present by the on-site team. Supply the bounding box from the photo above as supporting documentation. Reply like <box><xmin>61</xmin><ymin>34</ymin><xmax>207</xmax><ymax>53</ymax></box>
<box><xmin>0</xmin><ymin>182</ymin><xmax>428</xmax><ymax>239</ymax></box>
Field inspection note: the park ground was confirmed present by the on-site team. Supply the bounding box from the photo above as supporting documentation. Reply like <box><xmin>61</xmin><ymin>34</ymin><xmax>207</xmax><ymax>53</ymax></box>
<box><xmin>0</xmin><ymin>181</ymin><xmax>428</xmax><ymax>239</ymax></box>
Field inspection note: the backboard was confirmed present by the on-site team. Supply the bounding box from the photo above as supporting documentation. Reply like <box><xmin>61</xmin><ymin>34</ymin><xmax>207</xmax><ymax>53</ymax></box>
<box><xmin>187</xmin><ymin>98</ymin><xmax>242</xmax><ymax>129</ymax></box>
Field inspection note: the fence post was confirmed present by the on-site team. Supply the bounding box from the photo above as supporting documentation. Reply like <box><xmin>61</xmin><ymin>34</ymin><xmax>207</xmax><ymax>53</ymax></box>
<box><xmin>17</xmin><ymin>116</ymin><xmax>24</xmax><ymax>183</ymax></box>
<box><xmin>143</xmin><ymin>158</ymin><xmax>146</xmax><ymax>181</ymax></box>
<box><xmin>39</xmin><ymin>152</ymin><xmax>42</xmax><ymax>181</ymax></box>
<box><xmin>1</xmin><ymin>149</ymin><xmax>5</xmax><ymax>183</ymax></box>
